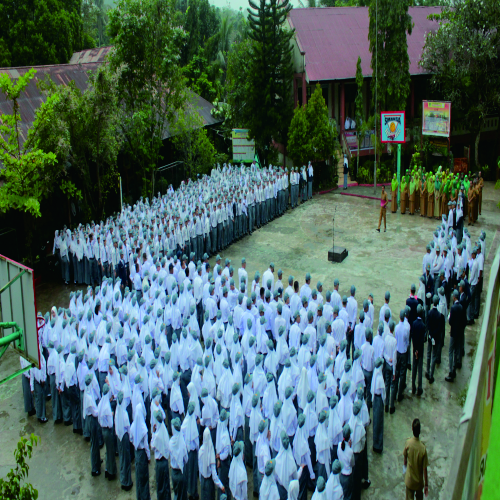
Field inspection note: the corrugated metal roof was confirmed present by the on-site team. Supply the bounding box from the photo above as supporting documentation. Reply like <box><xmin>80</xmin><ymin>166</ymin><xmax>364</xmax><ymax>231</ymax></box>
<box><xmin>68</xmin><ymin>46</ymin><xmax>114</xmax><ymax>65</ymax></box>
<box><xmin>288</xmin><ymin>6</ymin><xmax>441</xmax><ymax>82</ymax></box>
<box><xmin>0</xmin><ymin>63</ymin><xmax>102</xmax><ymax>146</ymax></box>
<box><xmin>0</xmin><ymin>57</ymin><xmax>220</xmax><ymax>146</ymax></box>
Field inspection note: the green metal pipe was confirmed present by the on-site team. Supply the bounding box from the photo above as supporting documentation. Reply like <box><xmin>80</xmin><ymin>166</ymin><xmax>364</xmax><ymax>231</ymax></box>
<box><xmin>0</xmin><ymin>329</ymin><xmax>21</xmax><ymax>347</ymax></box>
<box><xmin>0</xmin><ymin>269</ymin><xmax>26</xmax><ymax>295</ymax></box>
<box><xmin>0</xmin><ymin>365</ymin><xmax>33</xmax><ymax>386</ymax></box>
<box><xmin>0</xmin><ymin>322</ymin><xmax>18</xmax><ymax>329</ymax></box>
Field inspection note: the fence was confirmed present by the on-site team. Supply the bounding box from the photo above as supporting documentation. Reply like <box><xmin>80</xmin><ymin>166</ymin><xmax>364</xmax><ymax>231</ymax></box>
<box><xmin>444</xmin><ymin>246</ymin><xmax>500</xmax><ymax>499</ymax></box>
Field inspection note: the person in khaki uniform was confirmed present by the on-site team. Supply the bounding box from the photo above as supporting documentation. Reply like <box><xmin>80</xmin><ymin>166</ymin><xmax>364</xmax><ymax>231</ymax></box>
<box><xmin>477</xmin><ymin>171</ymin><xmax>484</xmax><ymax>215</ymax></box>
<box><xmin>403</xmin><ymin>418</ymin><xmax>429</xmax><ymax>500</ymax></box>
<box><xmin>467</xmin><ymin>182</ymin><xmax>475</xmax><ymax>225</ymax></box>
<box><xmin>377</xmin><ymin>185</ymin><xmax>389</xmax><ymax>232</ymax></box>
<box><xmin>419</xmin><ymin>173</ymin><xmax>427</xmax><ymax>217</ymax></box>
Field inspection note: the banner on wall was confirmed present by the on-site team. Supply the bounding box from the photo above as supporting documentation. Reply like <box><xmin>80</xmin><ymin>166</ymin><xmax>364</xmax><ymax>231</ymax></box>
<box><xmin>422</xmin><ymin>101</ymin><xmax>451</xmax><ymax>137</ymax></box>
<box><xmin>380</xmin><ymin>111</ymin><xmax>406</xmax><ymax>144</ymax></box>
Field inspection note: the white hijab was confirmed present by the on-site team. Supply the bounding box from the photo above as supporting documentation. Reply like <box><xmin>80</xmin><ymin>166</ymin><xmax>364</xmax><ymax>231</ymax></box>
<box><xmin>275</xmin><ymin>438</ymin><xmax>298</xmax><ymax>491</ymax></box>
<box><xmin>152</xmin><ymin>420</ymin><xmax>170</xmax><ymax>460</ymax></box>
<box><xmin>198</xmin><ymin>427</ymin><xmax>216</xmax><ymax>478</ymax></box>
<box><xmin>130</xmin><ymin>403</ymin><xmax>148</xmax><ymax>450</ymax></box>
<box><xmin>228</xmin><ymin>448</ymin><xmax>247</xmax><ymax>497</ymax></box>
<box><xmin>296</xmin><ymin>367</ymin><xmax>310</xmax><ymax>410</ymax></box>
<box><xmin>259</xmin><ymin>470</ymin><xmax>280</xmax><ymax>500</ymax></box>
<box><xmin>115</xmin><ymin>398</ymin><xmax>131</xmax><ymax>441</ymax></box>
<box><xmin>371</xmin><ymin>364</ymin><xmax>386</xmax><ymax>403</ymax></box>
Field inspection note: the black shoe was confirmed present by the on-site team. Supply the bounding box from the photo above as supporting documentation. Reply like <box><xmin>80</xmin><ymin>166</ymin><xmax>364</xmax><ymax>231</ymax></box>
<box><xmin>389</xmin><ymin>407</ymin><xmax>395</xmax><ymax>415</ymax></box>
<box><xmin>445</xmin><ymin>375</ymin><xmax>454</xmax><ymax>382</ymax></box>
<box><xmin>429</xmin><ymin>377</ymin><xmax>435</xmax><ymax>384</ymax></box>
<box><xmin>474</xmin><ymin>314</ymin><xmax>479</xmax><ymax>319</ymax></box>
<box><xmin>362</xmin><ymin>480</ymin><xmax>371</xmax><ymax>489</ymax></box>
<box><xmin>407</xmin><ymin>365</ymin><xmax>412</xmax><ymax>371</ymax></box>
<box><xmin>54</xmin><ymin>418</ymin><xmax>63</xmax><ymax>424</ymax></box>
<box><xmin>376</xmin><ymin>228</ymin><xmax>380</xmax><ymax>232</ymax></box>
<box><xmin>384</xmin><ymin>405</ymin><xmax>389</xmax><ymax>413</ymax></box>
<box><xmin>436</xmin><ymin>360</ymin><xmax>441</xmax><ymax>365</ymax></box>
<box><xmin>91</xmin><ymin>470</ymin><xmax>101</xmax><ymax>477</ymax></box>
<box><xmin>456</xmin><ymin>363</ymin><xmax>462</xmax><ymax>369</ymax></box>
<box><xmin>412</xmin><ymin>388</ymin><xmax>416</xmax><ymax>394</ymax></box>
<box><xmin>73</xmin><ymin>428</ymin><xmax>83</xmax><ymax>435</ymax></box>
<box><xmin>425</xmin><ymin>372</ymin><xmax>430</xmax><ymax>380</ymax></box>
<box><xmin>373</xmin><ymin>447</ymin><xmax>383</xmax><ymax>454</ymax></box>
<box><xmin>384</xmin><ymin>228</ymin><xmax>387</xmax><ymax>232</ymax></box>
<box><xmin>452</xmin><ymin>371</ymin><xmax>457</xmax><ymax>379</ymax></box>
<box><xmin>28</xmin><ymin>409</ymin><xmax>36</xmax><ymax>417</ymax></box>
<box><xmin>38</xmin><ymin>417</ymin><xmax>48</xmax><ymax>424</ymax></box>
<box><xmin>105</xmin><ymin>471</ymin><xmax>109</xmax><ymax>479</ymax></box>
<box><xmin>417</xmin><ymin>389</ymin><xmax>423</xmax><ymax>396</ymax></box>
<box><xmin>84</xmin><ymin>436</ymin><xmax>90</xmax><ymax>442</ymax></box>
<box><xmin>64</xmin><ymin>420</ymin><xmax>73</xmax><ymax>426</ymax></box>
<box><xmin>397</xmin><ymin>395</ymin><xmax>404</xmax><ymax>403</ymax></box>
<box><xmin>107</xmin><ymin>473</ymin><xmax>116</xmax><ymax>481</ymax></box>
<box><xmin>45</xmin><ymin>395</ymin><xmax>51</xmax><ymax>401</ymax></box>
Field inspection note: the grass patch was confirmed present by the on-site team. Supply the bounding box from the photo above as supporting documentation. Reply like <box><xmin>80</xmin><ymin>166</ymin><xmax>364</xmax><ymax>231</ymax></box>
<box><xmin>458</xmin><ymin>381</ymin><xmax>470</xmax><ymax>407</ymax></box>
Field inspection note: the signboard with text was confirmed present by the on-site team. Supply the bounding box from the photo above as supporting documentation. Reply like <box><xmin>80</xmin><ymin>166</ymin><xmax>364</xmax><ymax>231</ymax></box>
<box><xmin>422</xmin><ymin>101</ymin><xmax>451</xmax><ymax>137</ymax></box>
<box><xmin>232</xmin><ymin>129</ymin><xmax>255</xmax><ymax>163</ymax></box>
<box><xmin>381</xmin><ymin>111</ymin><xmax>406</xmax><ymax>143</ymax></box>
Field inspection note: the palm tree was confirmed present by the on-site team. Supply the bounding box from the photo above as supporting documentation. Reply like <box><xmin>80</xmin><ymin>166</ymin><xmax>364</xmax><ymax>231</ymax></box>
<box><xmin>215</xmin><ymin>15</ymin><xmax>235</xmax><ymax>72</ymax></box>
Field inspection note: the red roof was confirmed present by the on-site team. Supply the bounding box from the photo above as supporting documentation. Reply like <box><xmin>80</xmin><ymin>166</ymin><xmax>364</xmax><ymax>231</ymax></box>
<box><xmin>288</xmin><ymin>6</ymin><xmax>442</xmax><ymax>82</ymax></box>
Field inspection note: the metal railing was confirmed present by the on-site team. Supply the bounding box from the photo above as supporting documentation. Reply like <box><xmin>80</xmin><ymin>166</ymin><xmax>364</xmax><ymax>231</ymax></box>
<box><xmin>444</xmin><ymin>246</ymin><xmax>500</xmax><ymax>500</ymax></box>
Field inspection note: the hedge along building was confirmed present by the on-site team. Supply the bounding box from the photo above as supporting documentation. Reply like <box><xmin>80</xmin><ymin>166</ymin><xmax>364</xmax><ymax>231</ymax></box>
<box><xmin>286</xmin><ymin>6</ymin><xmax>442</xmax><ymax>163</ymax></box>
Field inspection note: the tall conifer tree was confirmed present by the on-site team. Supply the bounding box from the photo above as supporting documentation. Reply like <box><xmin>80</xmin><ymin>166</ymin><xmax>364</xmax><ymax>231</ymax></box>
<box><xmin>246</xmin><ymin>0</ymin><xmax>294</xmax><ymax>164</ymax></box>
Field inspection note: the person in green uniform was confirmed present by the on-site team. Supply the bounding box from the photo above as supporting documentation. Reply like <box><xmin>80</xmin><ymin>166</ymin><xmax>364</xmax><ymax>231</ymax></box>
<box><xmin>427</xmin><ymin>174</ymin><xmax>434</xmax><ymax>217</ymax></box>
<box><xmin>409</xmin><ymin>175</ymin><xmax>416</xmax><ymax>215</ymax></box>
<box><xmin>391</xmin><ymin>174</ymin><xmax>399</xmax><ymax>213</ymax></box>
<box><xmin>400</xmin><ymin>175</ymin><xmax>407</xmax><ymax>214</ymax></box>
<box><xmin>434</xmin><ymin>174</ymin><xmax>441</xmax><ymax>219</ymax></box>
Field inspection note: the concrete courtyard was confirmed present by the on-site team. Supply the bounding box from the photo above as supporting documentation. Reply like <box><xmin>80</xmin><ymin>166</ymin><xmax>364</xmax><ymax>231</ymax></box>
<box><xmin>0</xmin><ymin>181</ymin><xmax>499</xmax><ymax>500</ymax></box>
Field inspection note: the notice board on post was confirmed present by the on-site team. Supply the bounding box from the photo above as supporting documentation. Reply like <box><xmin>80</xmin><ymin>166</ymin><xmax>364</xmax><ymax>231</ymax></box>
<box><xmin>380</xmin><ymin>111</ymin><xmax>406</xmax><ymax>143</ymax></box>
<box><xmin>232</xmin><ymin>129</ymin><xmax>255</xmax><ymax>163</ymax></box>
<box><xmin>422</xmin><ymin>101</ymin><xmax>451</xmax><ymax>137</ymax></box>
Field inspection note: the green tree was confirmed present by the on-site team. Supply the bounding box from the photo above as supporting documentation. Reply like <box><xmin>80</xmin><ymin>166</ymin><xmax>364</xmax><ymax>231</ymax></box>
<box><xmin>306</xmin><ymin>84</ymin><xmax>336</xmax><ymax>163</ymax></box>
<box><xmin>420</xmin><ymin>0</ymin><xmax>500</xmax><ymax>168</ymax></box>
<box><xmin>0</xmin><ymin>434</ymin><xmax>39</xmax><ymax>500</ymax></box>
<box><xmin>170</xmin><ymin>99</ymin><xmax>216</xmax><ymax>179</ymax></box>
<box><xmin>108</xmin><ymin>0</ymin><xmax>187</xmax><ymax>198</ymax></box>
<box><xmin>288</xmin><ymin>85</ymin><xmax>338</xmax><ymax>185</ymax></box>
<box><xmin>245</xmin><ymin>0</ymin><xmax>295</xmax><ymax>164</ymax></box>
<box><xmin>223</xmin><ymin>38</ymin><xmax>254</xmax><ymax>131</ymax></box>
<box><xmin>37</xmin><ymin>65</ymin><xmax>122</xmax><ymax>220</ymax></box>
<box><xmin>0</xmin><ymin>69</ymin><xmax>76</xmax><ymax>218</ymax></box>
<box><xmin>368</xmin><ymin>0</ymin><xmax>413</xmax><ymax>113</ymax></box>
<box><xmin>181</xmin><ymin>0</ymin><xmax>220</xmax><ymax>66</ymax></box>
<box><xmin>355</xmin><ymin>56</ymin><xmax>364</xmax><ymax>173</ymax></box>
<box><xmin>81</xmin><ymin>0</ymin><xmax>99</xmax><ymax>48</ymax></box>
<box><xmin>0</xmin><ymin>0</ymin><xmax>84</xmax><ymax>67</ymax></box>
<box><xmin>287</xmin><ymin>105</ymin><xmax>311</xmax><ymax>166</ymax></box>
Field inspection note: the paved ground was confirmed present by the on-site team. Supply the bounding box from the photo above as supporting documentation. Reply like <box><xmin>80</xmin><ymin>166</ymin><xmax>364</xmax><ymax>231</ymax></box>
<box><xmin>1</xmin><ymin>182</ymin><xmax>499</xmax><ymax>500</ymax></box>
